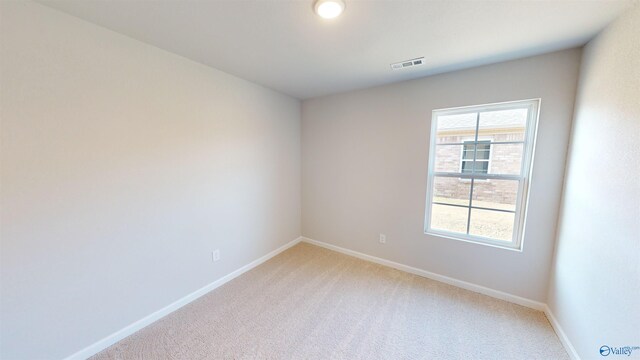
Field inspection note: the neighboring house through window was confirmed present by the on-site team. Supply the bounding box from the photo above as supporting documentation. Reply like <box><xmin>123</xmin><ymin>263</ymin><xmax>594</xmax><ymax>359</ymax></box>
<box><xmin>425</xmin><ymin>99</ymin><xmax>540</xmax><ymax>250</ymax></box>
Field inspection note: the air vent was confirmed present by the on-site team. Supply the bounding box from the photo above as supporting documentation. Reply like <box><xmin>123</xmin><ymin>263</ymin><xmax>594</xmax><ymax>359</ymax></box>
<box><xmin>390</xmin><ymin>57</ymin><xmax>425</xmax><ymax>70</ymax></box>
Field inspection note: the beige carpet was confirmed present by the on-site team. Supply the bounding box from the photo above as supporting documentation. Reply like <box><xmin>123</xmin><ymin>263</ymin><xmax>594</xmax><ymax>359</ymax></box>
<box><xmin>91</xmin><ymin>242</ymin><xmax>568</xmax><ymax>360</ymax></box>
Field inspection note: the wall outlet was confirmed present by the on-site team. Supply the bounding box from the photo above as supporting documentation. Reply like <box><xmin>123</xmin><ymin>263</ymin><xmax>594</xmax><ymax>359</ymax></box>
<box><xmin>379</xmin><ymin>234</ymin><xmax>386</xmax><ymax>244</ymax></box>
<box><xmin>212</xmin><ymin>249</ymin><xmax>220</xmax><ymax>262</ymax></box>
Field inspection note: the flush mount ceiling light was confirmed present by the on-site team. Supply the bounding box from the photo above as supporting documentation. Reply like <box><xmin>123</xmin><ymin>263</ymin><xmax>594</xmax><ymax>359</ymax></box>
<box><xmin>314</xmin><ymin>0</ymin><xmax>346</xmax><ymax>19</ymax></box>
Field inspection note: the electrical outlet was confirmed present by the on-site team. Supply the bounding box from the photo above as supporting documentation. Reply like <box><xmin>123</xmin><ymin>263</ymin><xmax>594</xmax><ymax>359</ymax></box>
<box><xmin>379</xmin><ymin>234</ymin><xmax>386</xmax><ymax>244</ymax></box>
<box><xmin>212</xmin><ymin>249</ymin><xmax>220</xmax><ymax>262</ymax></box>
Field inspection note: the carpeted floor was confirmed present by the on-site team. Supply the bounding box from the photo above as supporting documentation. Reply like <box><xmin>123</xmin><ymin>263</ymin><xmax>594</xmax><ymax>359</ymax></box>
<box><xmin>91</xmin><ymin>242</ymin><xmax>568</xmax><ymax>359</ymax></box>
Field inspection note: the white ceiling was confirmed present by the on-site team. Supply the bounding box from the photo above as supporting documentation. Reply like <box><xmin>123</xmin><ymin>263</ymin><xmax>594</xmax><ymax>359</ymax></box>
<box><xmin>38</xmin><ymin>0</ymin><xmax>635</xmax><ymax>99</ymax></box>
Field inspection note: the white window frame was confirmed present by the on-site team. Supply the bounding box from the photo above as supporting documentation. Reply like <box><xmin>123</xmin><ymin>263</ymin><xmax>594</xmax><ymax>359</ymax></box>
<box><xmin>424</xmin><ymin>99</ymin><xmax>540</xmax><ymax>251</ymax></box>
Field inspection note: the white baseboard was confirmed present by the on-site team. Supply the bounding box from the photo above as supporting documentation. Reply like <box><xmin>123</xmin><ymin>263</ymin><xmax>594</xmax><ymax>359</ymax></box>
<box><xmin>544</xmin><ymin>305</ymin><xmax>581</xmax><ymax>360</ymax></box>
<box><xmin>64</xmin><ymin>237</ymin><xmax>302</xmax><ymax>360</ymax></box>
<box><xmin>301</xmin><ymin>237</ymin><xmax>546</xmax><ymax>311</ymax></box>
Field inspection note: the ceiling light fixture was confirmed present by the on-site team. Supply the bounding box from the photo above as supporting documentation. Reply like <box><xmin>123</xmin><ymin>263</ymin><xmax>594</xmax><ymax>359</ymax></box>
<box><xmin>314</xmin><ymin>0</ymin><xmax>345</xmax><ymax>19</ymax></box>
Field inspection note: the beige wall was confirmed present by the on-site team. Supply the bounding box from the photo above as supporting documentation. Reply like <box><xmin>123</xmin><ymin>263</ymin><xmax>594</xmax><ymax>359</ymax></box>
<box><xmin>0</xmin><ymin>1</ymin><xmax>300</xmax><ymax>359</ymax></box>
<box><xmin>302</xmin><ymin>49</ymin><xmax>581</xmax><ymax>302</ymax></box>
<box><xmin>547</xmin><ymin>6</ymin><xmax>640</xmax><ymax>359</ymax></box>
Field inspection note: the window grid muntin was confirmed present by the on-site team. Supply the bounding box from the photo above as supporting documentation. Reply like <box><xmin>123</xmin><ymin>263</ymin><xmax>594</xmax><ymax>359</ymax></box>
<box><xmin>464</xmin><ymin>113</ymin><xmax>481</xmax><ymax>233</ymax></box>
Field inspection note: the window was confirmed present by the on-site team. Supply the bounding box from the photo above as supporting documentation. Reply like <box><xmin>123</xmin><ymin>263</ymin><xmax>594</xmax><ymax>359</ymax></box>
<box><xmin>424</xmin><ymin>99</ymin><xmax>540</xmax><ymax>250</ymax></box>
<box><xmin>461</xmin><ymin>140</ymin><xmax>490</xmax><ymax>174</ymax></box>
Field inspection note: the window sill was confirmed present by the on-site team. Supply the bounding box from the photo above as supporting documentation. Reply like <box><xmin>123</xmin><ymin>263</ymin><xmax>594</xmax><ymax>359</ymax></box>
<box><xmin>424</xmin><ymin>230</ymin><xmax>523</xmax><ymax>252</ymax></box>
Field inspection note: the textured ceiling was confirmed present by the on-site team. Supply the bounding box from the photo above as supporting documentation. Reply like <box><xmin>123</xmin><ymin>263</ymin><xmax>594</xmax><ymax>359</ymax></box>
<box><xmin>39</xmin><ymin>0</ymin><xmax>635</xmax><ymax>99</ymax></box>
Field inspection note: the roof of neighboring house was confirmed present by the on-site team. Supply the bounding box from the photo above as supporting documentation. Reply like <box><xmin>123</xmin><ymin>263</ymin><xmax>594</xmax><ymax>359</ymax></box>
<box><xmin>437</xmin><ymin>109</ymin><xmax>527</xmax><ymax>131</ymax></box>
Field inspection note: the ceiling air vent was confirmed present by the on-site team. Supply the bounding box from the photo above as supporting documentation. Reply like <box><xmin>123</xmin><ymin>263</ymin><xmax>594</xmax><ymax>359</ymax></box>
<box><xmin>390</xmin><ymin>57</ymin><xmax>425</xmax><ymax>70</ymax></box>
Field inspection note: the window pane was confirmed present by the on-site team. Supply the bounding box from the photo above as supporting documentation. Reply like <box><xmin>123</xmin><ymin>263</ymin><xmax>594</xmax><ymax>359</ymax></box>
<box><xmin>476</xmin><ymin>161</ymin><xmax>489</xmax><ymax>174</ymax></box>
<box><xmin>469</xmin><ymin>208</ymin><xmax>515</xmax><ymax>241</ymax></box>
<box><xmin>462</xmin><ymin>145</ymin><xmax>474</xmax><ymax>159</ymax></box>
<box><xmin>486</xmin><ymin>143</ymin><xmax>524</xmax><ymax>176</ymax></box>
<box><xmin>430</xmin><ymin>204</ymin><xmax>468</xmax><ymax>234</ymax></box>
<box><xmin>476</xmin><ymin>142</ymin><xmax>491</xmax><ymax>160</ymax></box>
<box><xmin>461</xmin><ymin>161</ymin><xmax>473</xmax><ymax>173</ymax></box>
<box><xmin>478</xmin><ymin>108</ymin><xmax>527</xmax><ymax>142</ymax></box>
<box><xmin>471</xmin><ymin>179</ymin><xmax>519</xmax><ymax>211</ymax></box>
<box><xmin>462</xmin><ymin>141</ymin><xmax>490</xmax><ymax>158</ymax></box>
<box><xmin>461</xmin><ymin>160</ymin><xmax>488</xmax><ymax>174</ymax></box>
<box><xmin>434</xmin><ymin>144</ymin><xmax>463</xmax><ymax>172</ymax></box>
<box><xmin>432</xmin><ymin>176</ymin><xmax>470</xmax><ymax>206</ymax></box>
<box><xmin>436</xmin><ymin>112</ymin><xmax>477</xmax><ymax>144</ymax></box>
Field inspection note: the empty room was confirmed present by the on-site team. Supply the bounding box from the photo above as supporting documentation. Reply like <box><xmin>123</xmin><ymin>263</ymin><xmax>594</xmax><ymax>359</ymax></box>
<box><xmin>1</xmin><ymin>0</ymin><xmax>638</xmax><ymax>359</ymax></box>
